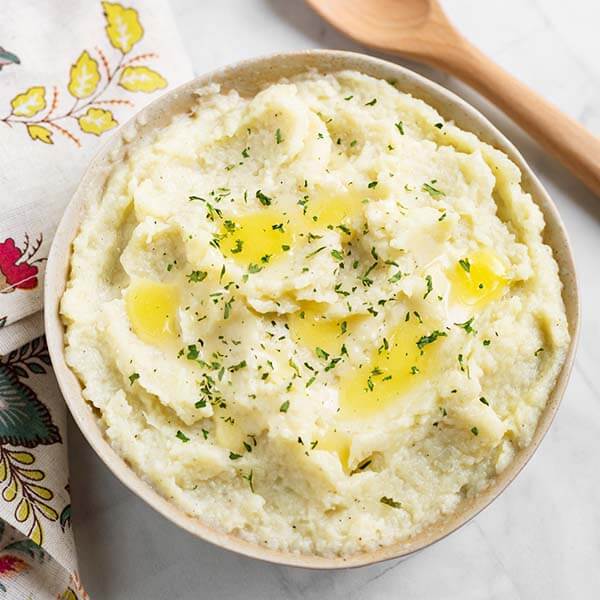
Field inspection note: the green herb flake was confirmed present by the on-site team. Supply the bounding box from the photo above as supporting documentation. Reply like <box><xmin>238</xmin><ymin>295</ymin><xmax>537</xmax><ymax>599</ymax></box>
<box><xmin>195</xmin><ymin>399</ymin><xmax>207</xmax><ymax>409</ymax></box>
<box><xmin>534</xmin><ymin>347</ymin><xmax>544</xmax><ymax>357</ymax></box>
<box><xmin>306</xmin><ymin>246</ymin><xmax>326</xmax><ymax>258</ymax></box>
<box><xmin>186</xmin><ymin>344</ymin><xmax>200</xmax><ymax>360</ymax></box>
<box><xmin>380</xmin><ymin>496</ymin><xmax>402</xmax><ymax>509</ymax></box>
<box><xmin>395</xmin><ymin>121</ymin><xmax>404</xmax><ymax>135</ymax></box>
<box><xmin>416</xmin><ymin>330</ymin><xmax>447</xmax><ymax>351</ymax></box>
<box><xmin>331</xmin><ymin>249</ymin><xmax>344</xmax><ymax>261</ymax></box>
<box><xmin>128</xmin><ymin>372</ymin><xmax>140</xmax><ymax>385</ymax></box>
<box><xmin>229</xmin><ymin>452</ymin><xmax>242</xmax><ymax>460</ymax></box>
<box><xmin>368</xmin><ymin>180</ymin><xmax>378</xmax><ymax>189</ymax></box>
<box><xmin>455</xmin><ymin>317</ymin><xmax>476</xmax><ymax>334</ymax></box>
<box><xmin>479</xmin><ymin>397</ymin><xmax>489</xmax><ymax>406</ymax></box>
<box><xmin>255</xmin><ymin>190</ymin><xmax>272</xmax><ymax>206</ymax></box>
<box><xmin>223</xmin><ymin>297</ymin><xmax>234</xmax><ymax>319</ymax></box>
<box><xmin>248</xmin><ymin>263</ymin><xmax>262</xmax><ymax>274</ymax></box>
<box><xmin>187</xmin><ymin>270</ymin><xmax>208</xmax><ymax>283</ymax></box>
<box><xmin>202</xmin><ymin>428</ymin><xmax>209</xmax><ymax>440</ymax></box>
<box><xmin>422</xmin><ymin>182</ymin><xmax>445</xmax><ymax>197</ymax></box>
<box><xmin>388</xmin><ymin>271</ymin><xmax>403</xmax><ymax>284</ymax></box>
<box><xmin>176</xmin><ymin>430</ymin><xmax>190</xmax><ymax>443</ymax></box>
<box><xmin>365</xmin><ymin>98</ymin><xmax>377</xmax><ymax>106</ymax></box>
<box><xmin>458</xmin><ymin>258</ymin><xmax>471</xmax><ymax>273</ymax></box>
<box><xmin>470</xmin><ymin>426</ymin><xmax>479</xmax><ymax>436</ymax></box>
<box><xmin>279</xmin><ymin>400</ymin><xmax>290</xmax><ymax>413</ymax></box>
<box><xmin>423</xmin><ymin>275</ymin><xmax>433</xmax><ymax>299</ymax></box>
<box><xmin>275</xmin><ymin>128</ymin><xmax>283</xmax><ymax>144</ymax></box>
<box><xmin>344</xmin><ymin>95</ymin><xmax>353</xmax><ymax>101</ymax></box>
<box><xmin>242</xmin><ymin>470</ymin><xmax>254</xmax><ymax>493</ymax></box>
<box><xmin>483</xmin><ymin>339</ymin><xmax>491</xmax><ymax>346</ymax></box>
<box><xmin>315</xmin><ymin>347</ymin><xmax>329</xmax><ymax>360</ymax></box>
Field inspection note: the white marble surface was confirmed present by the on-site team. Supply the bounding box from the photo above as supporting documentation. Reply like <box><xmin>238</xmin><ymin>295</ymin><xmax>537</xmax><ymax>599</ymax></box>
<box><xmin>68</xmin><ymin>1</ymin><xmax>600</xmax><ymax>597</ymax></box>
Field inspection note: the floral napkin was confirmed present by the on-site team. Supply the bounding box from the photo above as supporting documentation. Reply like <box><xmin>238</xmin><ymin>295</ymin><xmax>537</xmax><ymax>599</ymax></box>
<box><xmin>0</xmin><ymin>1</ymin><xmax>192</xmax><ymax>596</ymax></box>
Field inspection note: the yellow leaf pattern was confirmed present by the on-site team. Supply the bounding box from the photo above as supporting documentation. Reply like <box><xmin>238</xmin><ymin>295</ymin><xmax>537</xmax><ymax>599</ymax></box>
<box><xmin>119</xmin><ymin>66</ymin><xmax>167</xmax><ymax>93</ymax></box>
<box><xmin>78</xmin><ymin>107</ymin><xmax>118</xmax><ymax>135</ymax></box>
<box><xmin>10</xmin><ymin>86</ymin><xmax>46</xmax><ymax>117</ymax></box>
<box><xmin>68</xmin><ymin>51</ymin><xmax>101</xmax><ymax>99</ymax></box>
<box><xmin>102</xmin><ymin>1</ymin><xmax>143</xmax><ymax>53</ymax></box>
<box><xmin>2</xmin><ymin>2</ymin><xmax>168</xmax><ymax>147</ymax></box>
<box><xmin>27</xmin><ymin>125</ymin><xmax>54</xmax><ymax>144</ymax></box>
<box><xmin>29</xmin><ymin>518</ymin><xmax>42</xmax><ymax>545</ymax></box>
<box><xmin>15</xmin><ymin>498</ymin><xmax>30</xmax><ymax>522</ymax></box>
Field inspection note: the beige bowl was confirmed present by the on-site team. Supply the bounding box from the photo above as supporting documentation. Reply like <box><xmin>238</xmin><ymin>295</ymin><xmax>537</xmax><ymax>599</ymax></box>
<box><xmin>45</xmin><ymin>50</ymin><xmax>579</xmax><ymax>569</ymax></box>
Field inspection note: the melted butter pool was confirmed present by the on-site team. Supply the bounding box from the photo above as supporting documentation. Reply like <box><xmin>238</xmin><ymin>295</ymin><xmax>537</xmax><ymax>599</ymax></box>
<box><xmin>288</xmin><ymin>303</ymin><xmax>363</xmax><ymax>357</ymax></box>
<box><xmin>219</xmin><ymin>208</ymin><xmax>294</xmax><ymax>266</ymax></box>
<box><xmin>125</xmin><ymin>278</ymin><xmax>179</xmax><ymax>346</ymax></box>
<box><xmin>449</xmin><ymin>249</ymin><xmax>508</xmax><ymax>308</ymax></box>
<box><xmin>339</xmin><ymin>317</ymin><xmax>445</xmax><ymax>420</ymax></box>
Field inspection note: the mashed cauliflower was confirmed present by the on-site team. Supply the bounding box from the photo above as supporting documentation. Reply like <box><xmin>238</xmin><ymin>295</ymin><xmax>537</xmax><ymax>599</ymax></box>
<box><xmin>61</xmin><ymin>71</ymin><xmax>569</xmax><ymax>556</ymax></box>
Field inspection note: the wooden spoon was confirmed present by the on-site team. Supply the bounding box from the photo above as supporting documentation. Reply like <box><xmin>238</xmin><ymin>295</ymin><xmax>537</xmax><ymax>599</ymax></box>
<box><xmin>306</xmin><ymin>0</ymin><xmax>600</xmax><ymax>196</ymax></box>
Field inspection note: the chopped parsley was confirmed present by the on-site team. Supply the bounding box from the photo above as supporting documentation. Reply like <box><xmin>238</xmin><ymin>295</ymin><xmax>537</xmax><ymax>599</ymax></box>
<box><xmin>423</xmin><ymin>275</ymin><xmax>433</xmax><ymax>299</ymax></box>
<box><xmin>365</xmin><ymin>98</ymin><xmax>377</xmax><ymax>106</ymax></box>
<box><xmin>176</xmin><ymin>430</ymin><xmax>190</xmax><ymax>443</ymax></box>
<box><xmin>229</xmin><ymin>452</ymin><xmax>242</xmax><ymax>460</ymax></box>
<box><xmin>380</xmin><ymin>496</ymin><xmax>402</xmax><ymax>509</ymax></box>
<box><xmin>455</xmin><ymin>317</ymin><xmax>476</xmax><ymax>334</ymax></box>
<box><xmin>479</xmin><ymin>397</ymin><xmax>489</xmax><ymax>406</ymax></box>
<box><xmin>331</xmin><ymin>249</ymin><xmax>344</xmax><ymax>261</ymax></box>
<box><xmin>279</xmin><ymin>400</ymin><xmax>290</xmax><ymax>413</ymax></box>
<box><xmin>458</xmin><ymin>258</ymin><xmax>471</xmax><ymax>273</ymax></box>
<box><xmin>242</xmin><ymin>470</ymin><xmax>254</xmax><ymax>493</ymax></box>
<box><xmin>228</xmin><ymin>360</ymin><xmax>247</xmax><ymax>372</ymax></box>
<box><xmin>306</xmin><ymin>246</ymin><xmax>326</xmax><ymax>258</ymax></box>
<box><xmin>275</xmin><ymin>128</ymin><xmax>283</xmax><ymax>144</ymax></box>
<box><xmin>422</xmin><ymin>182</ymin><xmax>445</xmax><ymax>197</ymax></box>
<box><xmin>416</xmin><ymin>330</ymin><xmax>447</xmax><ymax>351</ymax></box>
<box><xmin>315</xmin><ymin>347</ymin><xmax>329</xmax><ymax>360</ymax></box>
<box><xmin>128</xmin><ymin>372</ymin><xmax>140</xmax><ymax>385</ymax></box>
<box><xmin>388</xmin><ymin>271</ymin><xmax>403</xmax><ymax>284</ymax></box>
<box><xmin>368</xmin><ymin>180</ymin><xmax>378</xmax><ymax>189</ymax></box>
<box><xmin>255</xmin><ymin>190</ymin><xmax>272</xmax><ymax>206</ymax></box>
<box><xmin>187</xmin><ymin>270</ymin><xmax>208</xmax><ymax>283</ymax></box>
<box><xmin>395</xmin><ymin>121</ymin><xmax>404</xmax><ymax>135</ymax></box>
<box><xmin>223</xmin><ymin>297</ymin><xmax>234</xmax><ymax>319</ymax></box>
<box><xmin>534</xmin><ymin>347</ymin><xmax>544</xmax><ymax>357</ymax></box>
<box><xmin>230</xmin><ymin>239</ymin><xmax>243</xmax><ymax>254</ymax></box>
<box><xmin>470</xmin><ymin>426</ymin><xmax>479</xmax><ymax>436</ymax></box>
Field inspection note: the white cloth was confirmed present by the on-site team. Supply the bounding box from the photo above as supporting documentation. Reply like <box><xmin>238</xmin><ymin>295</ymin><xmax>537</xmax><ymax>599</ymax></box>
<box><xmin>0</xmin><ymin>2</ymin><xmax>193</xmax><ymax>597</ymax></box>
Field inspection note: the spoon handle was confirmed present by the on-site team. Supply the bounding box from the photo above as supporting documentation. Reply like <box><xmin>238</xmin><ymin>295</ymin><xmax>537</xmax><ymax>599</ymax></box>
<box><xmin>434</xmin><ymin>40</ymin><xmax>600</xmax><ymax>196</ymax></box>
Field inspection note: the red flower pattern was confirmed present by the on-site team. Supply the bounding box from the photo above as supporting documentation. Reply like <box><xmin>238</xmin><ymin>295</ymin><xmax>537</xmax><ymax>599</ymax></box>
<box><xmin>0</xmin><ymin>235</ymin><xmax>44</xmax><ymax>293</ymax></box>
<box><xmin>0</xmin><ymin>553</ymin><xmax>28</xmax><ymax>577</ymax></box>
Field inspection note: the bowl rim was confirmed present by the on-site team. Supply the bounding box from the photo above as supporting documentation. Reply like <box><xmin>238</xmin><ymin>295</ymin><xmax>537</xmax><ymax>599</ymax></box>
<box><xmin>44</xmin><ymin>49</ymin><xmax>580</xmax><ymax>569</ymax></box>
